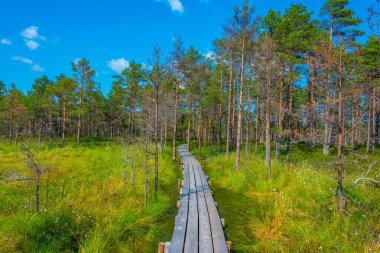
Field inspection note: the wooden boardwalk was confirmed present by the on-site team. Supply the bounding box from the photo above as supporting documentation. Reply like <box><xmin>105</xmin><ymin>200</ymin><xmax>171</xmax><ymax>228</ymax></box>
<box><xmin>159</xmin><ymin>145</ymin><xmax>230</xmax><ymax>253</ymax></box>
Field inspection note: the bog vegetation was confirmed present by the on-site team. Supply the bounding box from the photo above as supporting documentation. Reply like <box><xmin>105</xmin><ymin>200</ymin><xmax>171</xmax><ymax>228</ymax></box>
<box><xmin>0</xmin><ymin>140</ymin><xmax>179</xmax><ymax>252</ymax></box>
<box><xmin>0</xmin><ymin>0</ymin><xmax>379</xmax><ymax>252</ymax></box>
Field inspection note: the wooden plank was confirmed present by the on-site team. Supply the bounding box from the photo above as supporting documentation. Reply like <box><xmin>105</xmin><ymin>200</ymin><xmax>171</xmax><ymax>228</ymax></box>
<box><xmin>193</xmin><ymin>157</ymin><xmax>213</xmax><ymax>253</ymax></box>
<box><xmin>168</xmin><ymin>150</ymin><xmax>190</xmax><ymax>253</ymax></box>
<box><xmin>165</xmin><ymin>242</ymin><xmax>171</xmax><ymax>253</ymax></box>
<box><xmin>158</xmin><ymin>242</ymin><xmax>165</xmax><ymax>253</ymax></box>
<box><xmin>170</xmin><ymin>144</ymin><xmax>228</xmax><ymax>253</ymax></box>
<box><xmin>183</xmin><ymin>159</ymin><xmax>199</xmax><ymax>253</ymax></box>
<box><xmin>196</xmin><ymin>161</ymin><xmax>228</xmax><ymax>253</ymax></box>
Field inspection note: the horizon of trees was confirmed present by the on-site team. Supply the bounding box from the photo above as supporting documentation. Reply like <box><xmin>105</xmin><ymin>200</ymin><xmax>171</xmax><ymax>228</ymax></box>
<box><xmin>0</xmin><ymin>0</ymin><xmax>379</xmax><ymax>212</ymax></box>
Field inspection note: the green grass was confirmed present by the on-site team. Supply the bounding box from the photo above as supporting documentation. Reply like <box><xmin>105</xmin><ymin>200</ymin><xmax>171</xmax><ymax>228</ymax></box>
<box><xmin>1</xmin><ymin>139</ymin><xmax>379</xmax><ymax>252</ymax></box>
<box><xmin>0</xmin><ymin>140</ymin><xmax>179</xmax><ymax>253</ymax></box>
<box><xmin>195</xmin><ymin>143</ymin><xmax>380</xmax><ymax>253</ymax></box>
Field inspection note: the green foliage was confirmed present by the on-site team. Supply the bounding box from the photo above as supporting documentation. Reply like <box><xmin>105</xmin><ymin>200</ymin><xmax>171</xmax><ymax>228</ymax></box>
<box><xmin>72</xmin><ymin>58</ymin><xmax>96</xmax><ymax>93</ymax></box>
<box><xmin>320</xmin><ymin>0</ymin><xmax>362</xmax><ymax>44</ymax></box>
<box><xmin>361</xmin><ymin>35</ymin><xmax>380</xmax><ymax>81</ymax></box>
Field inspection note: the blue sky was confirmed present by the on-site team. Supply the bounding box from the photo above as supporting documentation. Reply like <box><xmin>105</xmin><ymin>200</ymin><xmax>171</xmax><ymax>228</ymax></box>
<box><xmin>0</xmin><ymin>0</ymin><xmax>374</xmax><ymax>94</ymax></box>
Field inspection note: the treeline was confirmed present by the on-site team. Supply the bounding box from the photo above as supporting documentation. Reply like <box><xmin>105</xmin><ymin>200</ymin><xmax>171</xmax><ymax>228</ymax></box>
<box><xmin>0</xmin><ymin>0</ymin><xmax>379</xmax><ymax>207</ymax></box>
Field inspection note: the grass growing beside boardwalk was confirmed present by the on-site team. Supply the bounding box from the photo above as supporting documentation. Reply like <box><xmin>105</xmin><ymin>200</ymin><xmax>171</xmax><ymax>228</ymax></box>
<box><xmin>197</xmin><ymin>144</ymin><xmax>380</xmax><ymax>253</ymax></box>
<box><xmin>0</xmin><ymin>140</ymin><xmax>178</xmax><ymax>253</ymax></box>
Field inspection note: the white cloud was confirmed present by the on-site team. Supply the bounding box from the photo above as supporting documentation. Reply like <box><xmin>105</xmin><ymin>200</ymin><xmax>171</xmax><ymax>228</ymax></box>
<box><xmin>12</xmin><ymin>56</ymin><xmax>33</xmax><ymax>64</ymax></box>
<box><xmin>204</xmin><ymin>50</ymin><xmax>216</xmax><ymax>60</ymax></box>
<box><xmin>21</xmin><ymin>26</ymin><xmax>46</xmax><ymax>40</ymax></box>
<box><xmin>31</xmin><ymin>64</ymin><xmax>46</xmax><ymax>72</ymax></box>
<box><xmin>107</xmin><ymin>58</ymin><xmax>130</xmax><ymax>73</ymax></box>
<box><xmin>156</xmin><ymin>0</ymin><xmax>184</xmax><ymax>13</ymax></box>
<box><xmin>1</xmin><ymin>38</ymin><xmax>11</xmax><ymax>45</ymax></box>
<box><xmin>21</xmin><ymin>26</ymin><xmax>46</xmax><ymax>50</ymax></box>
<box><xmin>73</xmin><ymin>58</ymin><xmax>81</xmax><ymax>64</ymax></box>
<box><xmin>168</xmin><ymin>0</ymin><xmax>184</xmax><ymax>12</ymax></box>
<box><xmin>12</xmin><ymin>56</ymin><xmax>45</xmax><ymax>71</ymax></box>
<box><xmin>24</xmin><ymin>39</ymin><xmax>39</xmax><ymax>50</ymax></box>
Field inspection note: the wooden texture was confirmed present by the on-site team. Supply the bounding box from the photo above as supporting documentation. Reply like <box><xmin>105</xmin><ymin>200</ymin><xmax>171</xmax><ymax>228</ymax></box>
<box><xmin>168</xmin><ymin>148</ymin><xmax>190</xmax><ymax>253</ymax></box>
<box><xmin>193</xmin><ymin>159</ymin><xmax>213</xmax><ymax>253</ymax></box>
<box><xmin>168</xmin><ymin>145</ymin><xmax>228</xmax><ymax>253</ymax></box>
<box><xmin>184</xmin><ymin>159</ymin><xmax>198</xmax><ymax>253</ymax></box>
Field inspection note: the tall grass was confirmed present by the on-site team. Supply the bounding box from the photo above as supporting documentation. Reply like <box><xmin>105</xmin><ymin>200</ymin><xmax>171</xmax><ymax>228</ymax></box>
<box><xmin>199</xmin><ymin>144</ymin><xmax>379</xmax><ymax>253</ymax></box>
<box><xmin>0</xmin><ymin>140</ymin><xmax>178</xmax><ymax>253</ymax></box>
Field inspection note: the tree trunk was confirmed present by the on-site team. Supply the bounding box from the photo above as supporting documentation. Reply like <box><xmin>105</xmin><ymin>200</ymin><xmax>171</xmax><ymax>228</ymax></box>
<box><xmin>77</xmin><ymin>92</ymin><xmax>82</xmax><ymax>144</ymax></box>
<box><xmin>323</xmin><ymin>87</ymin><xmax>331</xmax><ymax>155</ymax></box>
<box><xmin>62</xmin><ymin>100</ymin><xmax>66</xmax><ymax>147</ymax></box>
<box><xmin>337</xmin><ymin>63</ymin><xmax>344</xmax><ymax>213</ymax></box>
<box><xmin>187</xmin><ymin>96</ymin><xmax>192</xmax><ymax>150</ymax></box>
<box><xmin>286</xmin><ymin>66</ymin><xmax>294</xmax><ymax>152</ymax></box>
<box><xmin>164</xmin><ymin>108</ymin><xmax>168</xmax><ymax>148</ymax></box>
<box><xmin>255</xmin><ymin>73</ymin><xmax>260</xmax><ymax>153</ymax></box>
<box><xmin>172</xmin><ymin>73</ymin><xmax>179</xmax><ymax>161</ymax></box>
<box><xmin>266</xmin><ymin>58</ymin><xmax>272</xmax><ymax>179</ymax></box>
<box><xmin>198</xmin><ymin>106</ymin><xmax>202</xmax><ymax>159</ymax></box>
<box><xmin>35</xmin><ymin>172</ymin><xmax>40</xmax><ymax>213</ymax></box>
<box><xmin>307</xmin><ymin>60</ymin><xmax>317</xmax><ymax>148</ymax></box>
<box><xmin>217</xmin><ymin>68</ymin><xmax>223</xmax><ymax>152</ymax></box>
<box><xmin>49</xmin><ymin>103</ymin><xmax>53</xmax><ymax>143</ymax></box>
<box><xmin>276</xmin><ymin>65</ymin><xmax>285</xmax><ymax>157</ymax></box>
<box><xmin>367</xmin><ymin>90</ymin><xmax>372</xmax><ymax>153</ymax></box>
<box><xmin>38</xmin><ymin>118</ymin><xmax>42</xmax><ymax>144</ymax></box>
<box><xmin>245</xmin><ymin>66</ymin><xmax>252</xmax><ymax>154</ymax></box>
<box><xmin>324</xmin><ymin>23</ymin><xmax>334</xmax><ymax>155</ymax></box>
<box><xmin>226</xmin><ymin>58</ymin><xmax>233</xmax><ymax>155</ymax></box>
<box><xmin>154</xmin><ymin>73</ymin><xmax>159</xmax><ymax>199</ymax></box>
<box><xmin>144</xmin><ymin>154</ymin><xmax>149</xmax><ymax>207</ymax></box>
<box><xmin>232</xmin><ymin>75</ymin><xmax>236</xmax><ymax>147</ymax></box>
<box><xmin>15</xmin><ymin>122</ymin><xmax>19</xmax><ymax>145</ymax></box>
<box><xmin>235</xmin><ymin>40</ymin><xmax>245</xmax><ymax>169</ymax></box>
<box><xmin>245</xmin><ymin>98</ymin><xmax>251</xmax><ymax>154</ymax></box>
<box><xmin>371</xmin><ymin>85</ymin><xmax>376</xmax><ymax>150</ymax></box>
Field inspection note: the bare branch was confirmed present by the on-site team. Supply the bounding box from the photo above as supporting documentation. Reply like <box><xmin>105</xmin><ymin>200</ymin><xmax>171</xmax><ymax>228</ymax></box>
<box><xmin>353</xmin><ymin>177</ymin><xmax>380</xmax><ymax>184</ymax></box>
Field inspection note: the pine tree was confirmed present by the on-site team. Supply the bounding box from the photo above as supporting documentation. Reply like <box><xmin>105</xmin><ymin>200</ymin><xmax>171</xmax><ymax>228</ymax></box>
<box><xmin>321</xmin><ymin>0</ymin><xmax>363</xmax><ymax>212</ymax></box>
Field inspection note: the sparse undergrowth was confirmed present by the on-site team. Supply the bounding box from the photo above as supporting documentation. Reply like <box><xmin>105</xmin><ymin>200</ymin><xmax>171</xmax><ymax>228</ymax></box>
<box><xmin>196</xmin><ymin>144</ymin><xmax>380</xmax><ymax>253</ymax></box>
<box><xmin>0</xmin><ymin>139</ymin><xmax>178</xmax><ymax>253</ymax></box>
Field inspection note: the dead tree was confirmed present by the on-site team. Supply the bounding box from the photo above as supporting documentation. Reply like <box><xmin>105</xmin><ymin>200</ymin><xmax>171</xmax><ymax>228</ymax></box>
<box><xmin>147</xmin><ymin>44</ymin><xmax>164</xmax><ymax>199</ymax></box>
<box><xmin>170</xmin><ymin>36</ymin><xmax>184</xmax><ymax>162</ymax></box>
<box><xmin>120</xmin><ymin>140</ymin><xmax>135</xmax><ymax>188</ymax></box>
<box><xmin>21</xmin><ymin>142</ymin><xmax>47</xmax><ymax>213</ymax></box>
<box><xmin>233</xmin><ymin>1</ymin><xmax>254</xmax><ymax>169</ymax></box>
<box><xmin>257</xmin><ymin>34</ymin><xmax>276</xmax><ymax>179</ymax></box>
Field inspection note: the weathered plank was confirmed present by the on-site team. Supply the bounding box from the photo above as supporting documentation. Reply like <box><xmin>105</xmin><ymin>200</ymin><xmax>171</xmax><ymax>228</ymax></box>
<box><xmin>168</xmin><ymin>151</ymin><xmax>190</xmax><ymax>253</ymax></box>
<box><xmin>196</xmin><ymin>161</ymin><xmax>228</xmax><ymax>253</ymax></box>
<box><xmin>168</xmin><ymin>144</ymin><xmax>228</xmax><ymax>253</ymax></box>
<box><xmin>193</xmin><ymin>157</ymin><xmax>213</xmax><ymax>253</ymax></box>
<box><xmin>184</xmin><ymin>159</ymin><xmax>198</xmax><ymax>253</ymax></box>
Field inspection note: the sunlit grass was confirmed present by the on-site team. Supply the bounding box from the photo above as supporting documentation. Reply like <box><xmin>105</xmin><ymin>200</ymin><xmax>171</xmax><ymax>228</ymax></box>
<box><xmin>199</xmin><ymin>143</ymin><xmax>380</xmax><ymax>253</ymax></box>
<box><xmin>0</xmin><ymin>140</ymin><xmax>178</xmax><ymax>253</ymax></box>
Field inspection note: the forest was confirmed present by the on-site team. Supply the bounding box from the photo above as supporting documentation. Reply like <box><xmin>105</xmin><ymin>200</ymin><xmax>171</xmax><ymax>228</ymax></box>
<box><xmin>0</xmin><ymin>0</ymin><xmax>379</xmax><ymax>252</ymax></box>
